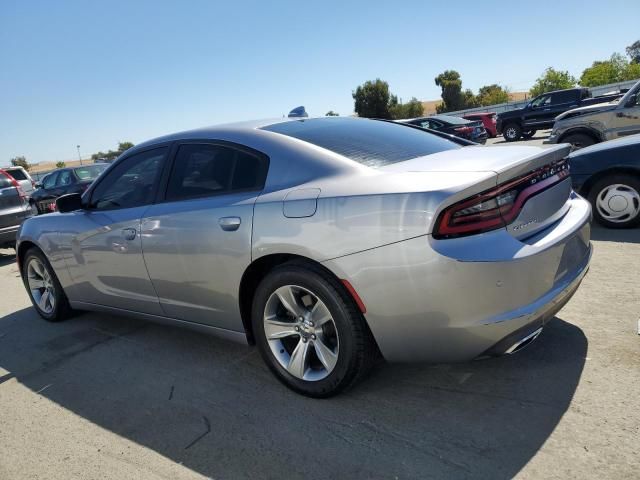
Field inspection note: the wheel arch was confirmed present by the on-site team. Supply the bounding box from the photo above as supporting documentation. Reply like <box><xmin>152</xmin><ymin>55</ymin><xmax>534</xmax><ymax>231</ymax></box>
<box><xmin>238</xmin><ymin>253</ymin><xmax>362</xmax><ymax>345</ymax></box>
<box><xmin>16</xmin><ymin>240</ymin><xmax>39</xmax><ymax>275</ymax></box>
<box><xmin>579</xmin><ymin>166</ymin><xmax>640</xmax><ymax>197</ymax></box>
<box><xmin>558</xmin><ymin>126</ymin><xmax>603</xmax><ymax>144</ymax></box>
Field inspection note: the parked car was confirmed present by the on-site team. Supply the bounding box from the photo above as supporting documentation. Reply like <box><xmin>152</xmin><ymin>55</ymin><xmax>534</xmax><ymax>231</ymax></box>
<box><xmin>30</xmin><ymin>164</ymin><xmax>108</xmax><ymax>214</ymax></box>
<box><xmin>0</xmin><ymin>169</ymin><xmax>32</xmax><ymax>248</ymax></box>
<box><xmin>400</xmin><ymin>115</ymin><xmax>488</xmax><ymax>144</ymax></box>
<box><xmin>545</xmin><ymin>80</ymin><xmax>640</xmax><ymax>149</ymax></box>
<box><xmin>569</xmin><ymin>134</ymin><xmax>640</xmax><ymax>228</ymax></box>
<box><xmin>463</xmin><ymin>112</ymin><xmax>497</xmax><ymax>138</ymax></box>
<box><xmin>17</xmin><ymin>117</ymin><xmax>591</xmax><ymax>397</ymax></box>
<box><xmin>497</xmin><ymin>87</ymin><xmax>624</xmax><ymax>142</ymax></box>
<box><xmin>4</xmin><ymin>166</ymin><xmax>37</xmax><ymax>200</ymax></box>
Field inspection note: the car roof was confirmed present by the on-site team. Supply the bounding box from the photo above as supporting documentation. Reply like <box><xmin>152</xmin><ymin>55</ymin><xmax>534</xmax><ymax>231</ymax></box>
<box><xmin>570</xmin><ymin>132</ymin><xmax>640</xmax><ymax>158</ymax></box>
<box><xmin>431</xmin><ymin>115</ymin><xmax>472</xmax><ymax>125</ymax></box>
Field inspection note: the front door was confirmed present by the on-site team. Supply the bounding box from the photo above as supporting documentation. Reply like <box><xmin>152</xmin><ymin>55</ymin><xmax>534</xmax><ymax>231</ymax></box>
<box><xmin>141</xmin><ymin>142</ymin><xmax>269</xmax><ymax>331</ymax></box>
<box><xmin>59</xmin><ymin>147</ymin><xmax>169</xmax><ymax>314</ymax></box>
<box><xmin>609</xmin><ymin>92</ymin><xmax>640</xmax><ymax>138</ymax></box>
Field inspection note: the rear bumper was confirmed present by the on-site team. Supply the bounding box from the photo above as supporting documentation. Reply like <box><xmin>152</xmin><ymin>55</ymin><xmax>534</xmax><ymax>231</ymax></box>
<box><xmin>324</xmin><ymin>195</ymin><xmax>592</xmax><ymax>363</ymax></box>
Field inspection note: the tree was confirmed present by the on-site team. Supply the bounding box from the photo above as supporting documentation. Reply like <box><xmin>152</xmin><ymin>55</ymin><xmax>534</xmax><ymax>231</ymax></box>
<box><xmin>530</xmin><ymin>68</ymin><xmax>577</xmax><ymax>97</ymax></box>
<box><xmin>10</xmin><ymin>156</ymin><xmax>31</xmax><ymax>171</ymax></box>
<box><xmin>626</xmin><ymin>40</ymin><xmax>640</xmax><ymax>63</ymax></box>
<box><xmin>434</xmin><ymin>70</ymin><xmax>477</xmax><ymax>113</ymax></box>
<box><xmin>580</xmin><ymin>53</ymin><xmax>640</xmax><ymax>87</ymax></box>
<box><xmin>91</xmin><ymin>141</ymin><xmax>135</xmax><ymax>161</ymax></box>
<box><xmin>389</xmin><ymin>97</ymin><xmax>424</xmax><ymax>119</ymax></box>
<box><xmin>476</xmin><ymin>84</ymin><xmax>510</xmax><ymax>106</ymax></box>
<box><xmin>56</xmin><ymin>161</ymin><xmax>66</xmax><ymax>169</ymax></box>
<box><xmin>352</xmin><ymin>79</ymin><xmax>392</xmax><ymax>118</ymax></box>
<box><xmin>325</xmin><ymin>110</ymin><xmax>339</xmax><ymax>116</ymax></box>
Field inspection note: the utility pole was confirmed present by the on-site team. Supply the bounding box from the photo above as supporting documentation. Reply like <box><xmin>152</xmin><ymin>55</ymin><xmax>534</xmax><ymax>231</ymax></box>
<box><xmin>76</xmin><ymin>145</ymin><xmax>83</xmax><ymax>165</ymax></box>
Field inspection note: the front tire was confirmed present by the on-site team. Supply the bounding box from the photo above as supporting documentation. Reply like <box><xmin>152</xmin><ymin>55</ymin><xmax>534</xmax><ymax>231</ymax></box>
<box><xmin>252</xmin><ymin>262</ymin><xmax>378</xmax><ymax>397</ymax></box>
<box><xmin>22</xmin><ymin>248</ymin><xmax>72</xmax><ymax>321</ymax></box>
<box><xmin>588</xmin><ymin>175</ymin><xmax>640</xmax><ymax>229</ymax></box>
<box><xmin>562</xmin><ymin>133</ymin><xmax>596</xmax><ymax>150</ymax></box>
<box><xmin>503</xmin><ymin>123</ymin><xmax>521</xmax><ymax>142</ymax></box>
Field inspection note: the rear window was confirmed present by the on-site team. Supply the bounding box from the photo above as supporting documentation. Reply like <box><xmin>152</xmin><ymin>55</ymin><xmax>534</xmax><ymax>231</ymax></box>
<box><xmin>6</xmin><ymin>169</ymin><xmax>27</xmax><ymax>180</ymax></box>
<box><xmin>261</xmin><ymin>117</ymin><xmax>459</xmax><ymax>167</ymax></box>
<box><xmin>73</xmin><ymin>164</ymin><xmax>107</xmax><ymax>181</ymax></box>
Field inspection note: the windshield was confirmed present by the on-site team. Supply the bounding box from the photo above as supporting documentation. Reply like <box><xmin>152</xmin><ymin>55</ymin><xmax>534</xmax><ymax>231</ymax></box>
<box><xmin>262</xmin><ymin>117</ymin><xmax>459</xmax><ymax>168</ymax></box>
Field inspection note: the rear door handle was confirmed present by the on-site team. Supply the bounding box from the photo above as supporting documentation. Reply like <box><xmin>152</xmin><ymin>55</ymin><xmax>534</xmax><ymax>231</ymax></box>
<box><xmin>219</xmin><ymin>216</ymin><xmax>241</xmax><ymax>231</ymax></box>
<box><xmin>121</xmin><ymin>228</ymin><xmax>137</xmax><ymax>240</ymax></box>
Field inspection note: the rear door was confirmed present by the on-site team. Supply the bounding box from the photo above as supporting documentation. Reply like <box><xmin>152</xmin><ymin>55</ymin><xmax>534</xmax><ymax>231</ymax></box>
<box><xmin>141</xmin><ymin>141</ymin><xmax>269</xmax><ymax>331</ymax></box>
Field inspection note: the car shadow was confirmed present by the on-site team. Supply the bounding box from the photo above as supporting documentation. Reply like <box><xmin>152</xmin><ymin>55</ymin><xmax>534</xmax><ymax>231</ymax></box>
<box><xmin>590</xmin><ymin>225</ymin><xmax>640</xmax><ymax>243</ymax></box>
<box><xmin>0</xmin><ymin>250</ymin><xmax>16</xmax><ymax>268</ymax></box>
<box><xmin>0</xmin><ymin>308</ymin><xmax>587</xmax><ymax>479</ymax></box>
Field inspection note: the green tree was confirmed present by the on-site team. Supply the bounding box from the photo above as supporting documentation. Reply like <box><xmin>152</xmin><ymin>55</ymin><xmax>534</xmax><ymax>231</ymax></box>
<box><xmin>434</xmin><ymin>70</ymin><xmax>477</xmax><ymax>113</ymax></box>
<box><xmin>622</xmin><ymin>62</ymin><xmax>640</xmax><ymax>81</ymax></box>
<box><xmin>389</xmin><ymin>97</ymin><xmax>424</xmax><ymax>119</ymax></box>
<box><xmin>55</xmin><ymin>161</ymin><xmax>66</xmax><ymax>169</ymax></box>
<box><xmin>325</xmin><ymin>110</ymin><xmax>339</xmax><ymax>116</ymax></box>
<box><xmin>476</xmin><ymin>84</ymin><xmax>510</xmax><ymax>106</ymax></box>
<box><xmin>626</xmin><ymin>40</ymin><xmax>640</xmax><ymax>63</ymax></box>
<box><xmin>10</xmin><ymin>156</ymin><xmax>31</xmax><ymax>171</ymax></box>
<box><xmin>352</xmin><ymin>79</ymin><xmax>392</xmax><ymax>118</ymax></box>
<box><xmin>91</xmin><ymin>141</ymin><xmax>135</xmax><ymax>161</ymax></box>
<box><xmin>580</xmin><ymin>53</ymin><xmax>629</xmax><ymax>87</ymax></box>
<box><xmin>118</xmin><ymin>141</ymin><xmax>134</xmax><ymax>152</ymax></box>
<box><xmin>529</xmin><ymin>67</ymin><xmax>577</xmax><ymax>97</ymax></box>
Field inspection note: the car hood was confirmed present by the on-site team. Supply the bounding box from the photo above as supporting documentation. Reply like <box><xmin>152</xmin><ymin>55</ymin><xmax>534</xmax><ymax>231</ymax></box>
<box><xmin>555</xmin><ymin>101</ymin><xmax>618</xmax><ymax>121</ymax></box>
<box><xmin>380</xmin><ymin>144</ymin><xmax>570</xmax><ymax>183</ymax></box>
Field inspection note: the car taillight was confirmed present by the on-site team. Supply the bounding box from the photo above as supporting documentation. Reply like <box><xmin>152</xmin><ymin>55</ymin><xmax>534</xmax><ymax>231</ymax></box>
<box><xmin>434</xmin><ymin>160</ymin><xmax>570</xmax><ymax>238</ymax></box>
<box><xmin>454</xmin><ymin>127</ymin><xmax>473</xmax><ymax>134</ymax></box>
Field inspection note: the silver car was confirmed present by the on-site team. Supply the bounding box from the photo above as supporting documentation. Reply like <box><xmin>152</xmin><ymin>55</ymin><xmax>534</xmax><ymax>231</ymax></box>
<box><xmin>17</xmin><ymin>117</ymin><xmax>592</xmax><ymax>397</ymax></box>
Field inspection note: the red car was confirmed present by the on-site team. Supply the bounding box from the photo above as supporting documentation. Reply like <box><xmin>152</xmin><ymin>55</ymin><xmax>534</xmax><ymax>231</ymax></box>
<box><xmin>463</xmin><ymin>112</ymin><xmax>497</xmax><ymax>138</ymax></box>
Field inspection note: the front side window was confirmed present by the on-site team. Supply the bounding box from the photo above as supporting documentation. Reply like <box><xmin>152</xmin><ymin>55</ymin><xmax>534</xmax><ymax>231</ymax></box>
<box><xmin>166</xmin><ymin>144</ymin><xmax>268</xmax><ymax>201</ymax></box>
<box><xmin>43</xmin><ymin>172</ymin><xmax>59</xmax><ymax>189</ymax></box>
<box><xmin>531</xmin><ymin>95</ymin><xmax>551</xmax><ymax>108</ymax></box>
<box><xmin>89</xmin><ymin>147</ymin><xmax>167</xmax><ymax>210</ymax></box>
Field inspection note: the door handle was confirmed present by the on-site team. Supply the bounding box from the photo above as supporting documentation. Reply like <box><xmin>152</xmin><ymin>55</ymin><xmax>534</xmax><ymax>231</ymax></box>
<box><xmin>121</xmin><ymin>228</ymin><xmax>137</xmax><ymax>240</ymax></box>
<box><xmin>219</xmin><ymin>216</ymin><xmax>241</xmax><ymax>231</ymax></box>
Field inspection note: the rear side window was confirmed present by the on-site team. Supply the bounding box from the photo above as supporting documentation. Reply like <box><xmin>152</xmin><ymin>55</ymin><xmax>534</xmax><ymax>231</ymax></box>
<box><xmin>166</xmin><ymin>144</ymin><xmax>268</xmax><ymax>201</ymax></box>
<box><xmin>7</xmin><ymin>169</ymin><xmax>27</xmax><ymax>180</ymax></box>
<box><xmin>551</xmin><ymin>91</ymin><xmax>576</xmax><ymax>104</ymax></box>
<box><xmin>262</xmin><ymin>117</ymin><xmax>459</xmax><ymax>167</ymax></box>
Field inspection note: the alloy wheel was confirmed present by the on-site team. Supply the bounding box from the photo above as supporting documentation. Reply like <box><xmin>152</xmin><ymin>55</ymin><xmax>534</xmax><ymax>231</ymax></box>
<box><xmin>26</xmin><ymin>257</ymin><xmax>56</xmax><ymax>314</ymax></box>
<box><xmin>263</xmin><ymin>285</ymin><xmax>339</xmax><ymax>381</ymax></box>
<box><xmin>595</xmin><ymin>183</ymin><xmax>640</xmax><ymax>224</ymax></box>
<box><xmin>505</xmin><ymin>127</ymin><xmax>517</xmax><ymax>139</ymax></box>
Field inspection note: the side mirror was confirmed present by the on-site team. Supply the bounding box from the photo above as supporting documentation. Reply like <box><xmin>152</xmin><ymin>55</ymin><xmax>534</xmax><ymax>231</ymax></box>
<box><xmin>625</xmin><ymin>93</ymin><xmax>638</xmax><ymax>108</ymax></box>
<box><xmin>56</xmin><ymin>193</ymin><xmax>83</xmax><ymax>213</ymax></box>
<box><xmin>35</xmin><ymin>182</ymin><xmax>42</xmax><ymax>188</ymax></box>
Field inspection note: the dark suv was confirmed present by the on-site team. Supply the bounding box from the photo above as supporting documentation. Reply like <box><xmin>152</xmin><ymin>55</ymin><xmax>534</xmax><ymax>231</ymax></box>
<box><xmin>497</xmin><ymin>88</ymin><xmax>623</xmax><ymax>141</ymax></box>
<box><xmin>0</xmin><ymin>169</ymin><xmax>32</xmax><ymax>248</ymax></box>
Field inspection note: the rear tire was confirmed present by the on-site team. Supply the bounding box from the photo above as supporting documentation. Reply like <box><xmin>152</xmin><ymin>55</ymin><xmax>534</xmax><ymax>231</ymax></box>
<box><xmin>587</xmin><ymin>174</ymin><xmax>640</xmax><ymax>229</ymax></box>
<box><xmin>562</xmin><ymin>133</ymin><xmax>596</xmax><ymax>150</ymax></box>
<box><xmin>252</xmin><ymin>261</ymin><xmax>378</xmax><ymax>397</ymax></box>
<box><xmin>521</xmin><ymin>129</ymin><xmax>537</xmax><ymax>139</ymax></box>
<box><xmin>22</xmin><ymin>248</ymin><xmax>72</xmax><ymax>322</ymax></box>
<box><xmin>503</xmin><ymin>123</ymin><xmax>521</xmax><ymax>142</ymax></box>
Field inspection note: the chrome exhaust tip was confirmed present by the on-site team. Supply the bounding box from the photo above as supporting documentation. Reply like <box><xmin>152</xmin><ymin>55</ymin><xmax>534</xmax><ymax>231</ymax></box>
<box><xmin>505</xmin><ymin>327</ymin><xmax>543</xmax><ymax>354</ymax></box>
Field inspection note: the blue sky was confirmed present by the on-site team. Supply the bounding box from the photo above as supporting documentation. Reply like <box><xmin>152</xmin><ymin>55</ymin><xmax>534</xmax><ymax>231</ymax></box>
<box><xmin>1</xmin><ymin>0</ymin><xmax>639</xmax><ymax>164</ymax></box>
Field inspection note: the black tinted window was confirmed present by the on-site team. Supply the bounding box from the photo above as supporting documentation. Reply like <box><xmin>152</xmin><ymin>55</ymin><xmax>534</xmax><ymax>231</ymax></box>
<box><xmin>7</xmin><ymin>169</ymin><xmax>27</xmax><ymax>180</ymax></box>
<box><xmin>166</xmin><ymin>144</ymin><xmax>268</xmax><ymax>200</ymax></box>
<box><xmin>551</xmin><ymin>91</ymin><xmax>576</xmax><ymax>104</ymax></box>
<box><xmin>90</xmin><ymin>148</ymin><xmax>167</xmax><ymax>210</ymax></box>
<box><xmin>262</xmin><ymin>118</ymin><xmax>459</xmax><ymax>167</ymax></box>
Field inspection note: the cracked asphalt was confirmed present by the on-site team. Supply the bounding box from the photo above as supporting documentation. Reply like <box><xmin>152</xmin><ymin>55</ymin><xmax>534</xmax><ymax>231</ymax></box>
<box><xmin>0</xmin><ymin>226</ymin><xmax>638</xmax><ymax>479</ymax></box>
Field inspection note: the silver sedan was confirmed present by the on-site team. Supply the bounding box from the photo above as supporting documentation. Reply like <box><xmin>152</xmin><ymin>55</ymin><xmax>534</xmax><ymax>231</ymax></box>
<box><xmin>17</xmin><ymin>117</ymin><xmax>592</xmax><ymax>397</ymax></box>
